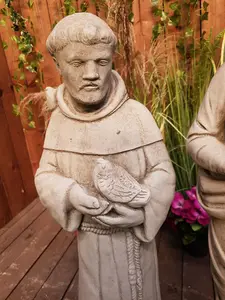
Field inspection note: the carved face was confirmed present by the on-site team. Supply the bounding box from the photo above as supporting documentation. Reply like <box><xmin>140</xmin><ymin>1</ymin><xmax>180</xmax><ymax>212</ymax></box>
<box><xmin>55</xmin><ymin>42</ymin><xmax>113</xmax><ymax>105</ymax></box>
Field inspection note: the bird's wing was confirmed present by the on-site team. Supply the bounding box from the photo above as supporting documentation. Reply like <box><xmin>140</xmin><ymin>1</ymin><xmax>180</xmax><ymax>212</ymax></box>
<box><xmin>97</xmin><ymin>165</ymin><xmax>142</xmax><ymax>203</ymax></box>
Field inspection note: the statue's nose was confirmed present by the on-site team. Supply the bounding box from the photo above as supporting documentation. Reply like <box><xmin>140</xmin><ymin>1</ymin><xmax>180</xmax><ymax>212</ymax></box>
<box><xmin>83</xmin><ymin>61</ymin><xmax>99</xmax><ymax>80</ymax></box>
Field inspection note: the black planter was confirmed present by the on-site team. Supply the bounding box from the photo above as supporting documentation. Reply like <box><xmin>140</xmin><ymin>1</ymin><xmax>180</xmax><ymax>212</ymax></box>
<box><xmin>183</xmin><ymin>235</ymin><xmax>209</xmax><ymax>257</ymax></box>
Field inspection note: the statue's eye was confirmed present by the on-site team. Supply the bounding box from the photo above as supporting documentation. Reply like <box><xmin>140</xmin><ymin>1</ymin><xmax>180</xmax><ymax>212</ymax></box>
<box><xmin>97</xmin><ymin>60</ymin><xmax>109</xmax><ymax>66</ymax></box>
<box><xmin>71</xmin><ymin>60</ymin><xmax>83</xmax><ymax>67</ymax></box>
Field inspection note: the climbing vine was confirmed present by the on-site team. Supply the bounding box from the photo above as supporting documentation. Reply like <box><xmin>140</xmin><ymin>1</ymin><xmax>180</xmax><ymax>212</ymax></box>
<box><xmin>0</xmin><ymin>0</ymin><xmax>44</xmax><ymax>127</ymax></box>
<box><xmin>151</xmin><ymin>0</ymin><xmax>210</xmax><ymax>58</ymax></box>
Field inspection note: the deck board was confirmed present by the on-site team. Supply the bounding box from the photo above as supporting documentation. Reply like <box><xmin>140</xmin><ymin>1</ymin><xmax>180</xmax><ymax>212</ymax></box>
<box><xmin>182</xmin><ymin>252</ymin><xmax>214</xmax><ymax>300</ymax></box>
<box><xmin>34</xmin><ymin>239</ymin><xmax>78</xmax><ymax>300</ymax></box>
<box><xmin>7</xmin><ymin>230</ymin><xmax>75</xmax><ymax>300</ymax></box>
<box><xmin>0</xmin><ymin>211</ymin><xmax>61</xmax><ymax>300</ymax></box>
<box><xmin>0</xmin><ymin>200</ymin><xmax>214</xmax><ymax>300</ymax></box>
<box><xmin>0</xmin><ymin>199</ymin><xmax>45</xmax><ymax>255</ymax></box>
<box><xmin>0</xmin><ymin>199</ymin><xmax>39</xmax><ymax>238</ymax></box>
<box><xmin>63</xmin><ymin>273</ymin><xmax>79</xmax><ymax>300</ymax></box>
<box><xmin>158</xmin><ymin>225</ymin><xmax>183</xmax><ymax>300</ymax></box>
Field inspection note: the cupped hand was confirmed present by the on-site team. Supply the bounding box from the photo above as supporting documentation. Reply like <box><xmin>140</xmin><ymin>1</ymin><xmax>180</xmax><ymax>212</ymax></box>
<box><xmin>93</xmin><ymin>203</ymin><xmax>144</xmax><ymax>228</ymax></box>
<box><xmin>69</xmin><ymin>184</ymin><xmax>110</xmax><ymax>216</ymax></box>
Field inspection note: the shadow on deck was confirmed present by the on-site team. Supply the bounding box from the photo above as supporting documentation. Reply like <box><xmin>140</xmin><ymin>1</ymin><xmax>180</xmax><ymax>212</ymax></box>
<box><xmin>0</xmin><ymin>199</ymin><xmax>214</xmax><ymax>300</ymax></box>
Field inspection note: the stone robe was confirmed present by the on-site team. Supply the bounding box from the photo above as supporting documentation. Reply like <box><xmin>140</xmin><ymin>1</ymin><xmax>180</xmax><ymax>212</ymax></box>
<box><xmin>35</xmin><ymin>71</ymin><xmax>175</xmax><ymax>300</ymax></box>
<box><xmin>187</xmin><ymin>64</ymin><xmax>225</xmax><ymax>300</ymax></box>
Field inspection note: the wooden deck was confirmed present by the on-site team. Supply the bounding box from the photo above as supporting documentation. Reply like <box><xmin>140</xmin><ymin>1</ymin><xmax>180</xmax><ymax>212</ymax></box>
<box><xmin>0</xmin><ymin>199</ymin><xmax>214</xmax><ymax>300</ymax></box>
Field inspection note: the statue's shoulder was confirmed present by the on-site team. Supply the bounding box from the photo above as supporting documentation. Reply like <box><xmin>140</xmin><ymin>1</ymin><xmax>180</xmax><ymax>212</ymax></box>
<box><xmin>121</xmin><ymin>99</ymin><xmax>157</xmax><ymax>126</ymax></box>
<box><xmin>123</xmin><ymin>98</ymin><xmax>152</xmax><ymax>114</ymax></box>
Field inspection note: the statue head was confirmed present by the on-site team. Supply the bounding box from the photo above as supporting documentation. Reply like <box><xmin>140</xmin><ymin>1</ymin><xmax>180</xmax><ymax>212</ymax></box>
<box><xmin>46</xmin><ymin>13</ymin><xmax>117</xmax><ymax>106</ymax></box>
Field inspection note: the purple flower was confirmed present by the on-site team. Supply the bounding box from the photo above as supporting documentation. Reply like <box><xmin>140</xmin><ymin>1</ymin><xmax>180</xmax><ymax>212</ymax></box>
<box><xmin>171</xmin><ymin>192</ymin><xmax>185</xmax><ymax>216</ymax></box>
<box><xmin>170</xmin><ymin>186</ymin><xmax>210</xmax><ymax>227</ymax></box>
<box><xmin>182</xmin><ymin>202</ymin><xmax>198</xmax><ymax>223</ymax></box>
<box><xmin>193</xmin><ymin>199</ymin><xmax>201</xmax><ymax>210</ymax></box>
<box><xmin>185</xmin><ymin>186</ymin><xmax>197</xmax><ymax>201</ymax></box>
<box><xmin>198</xmin><ymin>207</ymin><xmax>210</xmax><ymax>226</ymax></box>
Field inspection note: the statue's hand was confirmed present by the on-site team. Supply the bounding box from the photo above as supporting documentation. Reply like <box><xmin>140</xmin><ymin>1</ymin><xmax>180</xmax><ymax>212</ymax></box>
<box><xmin>69</xmin><ymin>184</ymin><xmax>110</xmax><ymax>216</ymax></box>
<box><xmin>93</xmin><ymin>203</ymin><xmax>144</xmax><ymax>228</ymax></box>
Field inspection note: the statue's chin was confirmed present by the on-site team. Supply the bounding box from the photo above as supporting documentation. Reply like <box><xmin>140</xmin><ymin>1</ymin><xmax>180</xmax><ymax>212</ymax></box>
<box><xmin>75</xmin><ymin>96</ymin><xmax>106</xmax><ymax>107</ymax></box>
<box><xmin>70</xmin><ymin>90</ymin><xmax>109</xmax><ymax>108</ymax></box>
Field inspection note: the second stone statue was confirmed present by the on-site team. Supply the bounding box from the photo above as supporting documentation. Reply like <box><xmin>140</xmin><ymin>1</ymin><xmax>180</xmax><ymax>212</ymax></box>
<box><xmin>34</xmin><ymin>12</ymin><xmax>176</xmax><ymax>300</ymax></box>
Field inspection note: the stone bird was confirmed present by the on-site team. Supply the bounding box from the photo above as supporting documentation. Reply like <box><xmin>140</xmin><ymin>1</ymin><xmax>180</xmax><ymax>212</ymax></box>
<box><xmin>93</xmin><ymin>158</ymin><xmax>150</xmax><ymax>206</ymax></box>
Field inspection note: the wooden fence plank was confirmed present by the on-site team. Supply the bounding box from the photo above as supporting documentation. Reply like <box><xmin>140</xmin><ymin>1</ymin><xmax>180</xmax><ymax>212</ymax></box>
<box><xmin>0</xmin><ymin>177</ymin><xmax>11</xmax><ymax>228</ymax></box>
<box><xmin>46</xmin><ymin>0</ymin><xmax>64</xmax><ymax>26</ymax></box>
<box><xmin>19</xmin><ymin>0</ymin><xmax>61</xmax><ymax>88</ymax></box>
<box><xmin>0</xmin><ymin>198</ymin><xmax>38</xmax><ymax>237</ymax></box>
<box><xmin>18</xmin><ymin>0</ymin><xmax>61</xmax><ymax>172</ymax></box>
<box><xmin>0</xmin><ymin>78</ymin><xmax>27</xmax><ymax>218</ymax></box>
<box><xmin>0</xmin><ymin>36</ymin><xmax>37</xmax><ymax>206</ymax></box>
<box><xmin>138</xmin><ymin>0</ymin><xmax>155</xmax><ymax>51</ymax></box>
<box><xmin>0</xmin><ymin>2</ymin><xmax>22</xmax><ymax>82</ymax></box>
<box><xmin>202</xmin><ymin>0</ymin><xmax>225</xmax><ymax>38</ymax></box>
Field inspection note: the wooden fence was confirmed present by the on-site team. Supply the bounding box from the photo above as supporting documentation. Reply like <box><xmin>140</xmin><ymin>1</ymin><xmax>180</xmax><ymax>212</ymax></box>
<box><xmin>0</xmin><ymin>35</ymin><xmax>37</xmax><ymax>228</ymax></box>
<box><xmin>0</xmin><ymin>0</ymin><xmax>225</xmax><ymax>226</ymax></box>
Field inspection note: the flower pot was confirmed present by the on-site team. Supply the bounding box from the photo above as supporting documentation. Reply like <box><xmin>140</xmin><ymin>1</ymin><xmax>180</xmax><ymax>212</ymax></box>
<box><xmin>183</xmin><ymin>237</ymin><xmax>208</xmax><ymax>257</ymax></box>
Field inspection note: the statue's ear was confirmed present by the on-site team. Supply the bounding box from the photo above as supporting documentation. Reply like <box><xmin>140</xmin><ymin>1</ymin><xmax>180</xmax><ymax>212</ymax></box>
<box><xmin>52</xmin><ymin>56</ymin><xmax>62</xmax><ymax>75</ymax></box>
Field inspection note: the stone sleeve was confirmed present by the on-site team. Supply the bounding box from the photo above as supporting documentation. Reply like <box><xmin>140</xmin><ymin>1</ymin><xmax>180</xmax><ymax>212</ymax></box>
<box><xmin>134</xmin><ymin>141</ymin><xmax>176</xmax><ymax>242</ymax></box>
<box><xmin>187</xmin><ymin>63</ymin><xmax>225</xmax><ymax>174</ymax></box>
<box><xmin>35</xmin><ymin>149</ymin><xmax>82</xmax><ymax>232</ymax></box>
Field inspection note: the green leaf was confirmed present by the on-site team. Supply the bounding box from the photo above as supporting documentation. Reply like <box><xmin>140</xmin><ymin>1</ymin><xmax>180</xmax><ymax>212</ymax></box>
<box><xmin>161</xmin><ymin>11</ymin><xmax>168</xmax><ymax>22</ymax></box>
<box><xmin>185</xmin><ymin>27</ymin><xmax>194</xmax><ymax>38</ymax></box>
<box><xmin>14</xmin><ymin>85</ymin><xmax>20</xmax><ymax>92</ymax></box>
<box><xmin>128</xmin><ymin>12</ymin><xmax>134</xmax><ymax>23</ymax></box>
<box><xmin>12</xmin><ymin>104</ymin><xmax>20</xmax><ymax>116</ymax></box>
<box><xmin>26</xmin><ymin>65</ymin><xmax>37</xmax><ymax>73</ymax></box>
<box><xmin>18</xmin><ymin>60</ymin><xmax>25</xmax><ymax>69</ymax></box>
<box><xmin>182</xmin><ymin>234</ymin><xmax>196</xmax><ymax>245</ymax></box>
<box><xmin>11</xmin><ymin>35</ymin><xmax>19</xmax><ymax>43</ymax></box>
<box><xmin>52</xmin><ymin>21</ymin><xmax>58</xmax><ymax>29</ymax></box>
<box><xmin>2</xmin><ymin>40</ymin><xmax>8</xmax><ymax>50</ymax></box>
<box><xmin>153</xmin><ymin>8</ymin><xmax>163</xmax><ymax>17</ymax></box>
<box><xmin>151</xmin><ymin>0</ymin><xmax>159</xmax><ymax>6</ymax></box>
<box><xmin>5</xmin><ymin>0</ymin><xmax>12</xmax><ymax>8</ymax></box>
<box><xmin>28</xmin><ymin>111</ymin><xmax>33</xmax><ymax>121</ymax></box>
<box><xmin>20</xmin><ymin>72</ymin><xmax>25</xmax><ymax>80</ymax></box>
<box><xmin>27</xmin><ymin>0</ymin><xmax>34</xmax><ymax>8</ymax></box>
<box><xmin>69</xmin><ymin>6</ymin><xmax>76</xmax><ymax>15</ymax></box>
<box><xmin>80</xmin><ymin>1</ymin><xmax>88</xmax><ymax>12</ymax></box>
<box><xmin>203</xmin><ymin>1</ymin><xmax>209</xmax><ymax>11</ymax></box>
<box><xmin>28</xmin><ymin>121</ymin><xmax>36</xmax><ymax>128</ymax></box>
<box><xmin>201</xmin><ymin>12</ymin><xmax>208</xmax><ymax>21</ymax></box>
<box><xmin>18</xmin><ymin>53</ymin><xmax>26</xmax><ymax>62</ymax></box>
<box><xmin>0</xmin><ymin>19</ymin><xmax>6</xmax><ymax>26</ymax></box>
<box><xmin>190</xmin><ymin>0</ymin><xmax>198</xmax><ymax>7</ymax></box>
<box><xmin>152</xmin><ymin>23</ymin><xmax>162</xmax><ymax>40</ymax></box>
<box><xmin>174</xmin><ymin>218</ymin><xmax>184</xmax><ymax>224</ymax></box>
<box><xmin>36</xmin><ymin>51</ymin><xmax>43</xmax><ymax>62</ymax></box>
<box><xmin>191</xmin><ymin>223</ymin><xmax>202</xmax><ymax>232</ymax></box>
<box><xmin>169</xmin><ymin>2</ymin><xmax>179</xmax><ymax>11</ymax></box>
<box><xmin>169</xmin><ymin>15</ymin><xmax>181</xmax><ymax>27</ymax></box>
<box><xmin>0</xmin><ymin>8</ymin><xmax>8</xmax><ymax>16</ymax></box>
